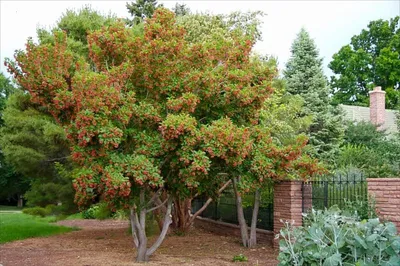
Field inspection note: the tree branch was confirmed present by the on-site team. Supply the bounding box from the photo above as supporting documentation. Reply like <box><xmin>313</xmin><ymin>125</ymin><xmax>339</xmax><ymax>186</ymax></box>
<box><xmin>130</xmin><ymin>206</ymin><xmax>139</xmax><ymax>248</ymax></box>
<box><xmin>189</xmin><ymin>179</ymin><xmax>232</xmax><ymax>224</ymax></box>
<box><xmin>146</xmin><ymin>195</ymin><xmax>173</xmax><ymax>257</ymax></box>
<box><xmin>146</xmin><ymin>197</ymin><xmax>168</xmax><ymax>213</ymax></box>
<box><xmin>147</xmin><ymin>187</ymin><xmax>163</xmax><ymax>207</ymax></box>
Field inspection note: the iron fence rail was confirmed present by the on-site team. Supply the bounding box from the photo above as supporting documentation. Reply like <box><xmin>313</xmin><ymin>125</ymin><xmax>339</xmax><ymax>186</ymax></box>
<box><xmin>302</xmin><ymin>173</ymin><xmax>368</xmax><ymax>213</ymax></box>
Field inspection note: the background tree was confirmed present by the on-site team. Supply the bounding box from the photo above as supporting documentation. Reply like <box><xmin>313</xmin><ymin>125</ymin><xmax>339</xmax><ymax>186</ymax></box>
<box><xmin>126</xmin><ymin>0</ymin><xmax>162</xmax><ymax>26</ymax></box>
<box><xmin>172</xmin><ymin>3</ymin><xmax>190</xmax><ymax>17</ymax></box>
<box><xmin>284</xmin><ymin>28</ymin><xmax>344</xmax><ymax>163</ymax></box>
<box><xmin>329</xmin><ymin>16</ymin><xmax>400</xmax><ymax>109</ymax></box>
<box><xmin>0</xmin><ymin>73</ymin><xmax>29</xmax><ymax>207</ymax></box>
<box><xmin>176</xmin><ymin>10</ymin><xmax>264</xmax><ymax>44</ymax></box>
<box><xmin>0</xmin><ymin>92</ymin><xmax>74</xmax><ymax>209</ymax></box>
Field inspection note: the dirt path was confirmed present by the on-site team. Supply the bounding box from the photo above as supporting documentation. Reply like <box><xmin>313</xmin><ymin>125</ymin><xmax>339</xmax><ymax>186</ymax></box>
<box><xmin>0</xmin><ymin>219</ymin><xmax>278</xmax><ymax>266</ymax></box>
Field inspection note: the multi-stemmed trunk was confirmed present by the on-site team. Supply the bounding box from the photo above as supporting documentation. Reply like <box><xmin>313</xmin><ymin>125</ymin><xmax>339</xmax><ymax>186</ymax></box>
<box><xmin>171</xmin><ymin>180</ymin><xmax>232</xmax><ymax>233</ymax></box>
<box><xmin>232</xmin><ymin>177</ymin><xmax>261</xmax><ymax>248</ymax></box>
<box><xmin>130</xmin><ymin>189</ymin><xmax>173</xmax><ymax>262</ymax></box>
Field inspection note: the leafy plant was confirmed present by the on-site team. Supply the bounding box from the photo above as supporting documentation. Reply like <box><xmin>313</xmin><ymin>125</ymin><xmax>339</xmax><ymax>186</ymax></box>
<box><xmin>233</xmin><ymin>254</ymin><xmax>248</xmax><ymax>262</ymax></box>
<box><xmin>342</xmin><ymin>194</ymin><xmax>378</xmax><ymax>220</ymax></box>
<box><xmin>22</xmin><ymin>207</ymin><xmax>51</xmax><ymax>217</ymax></box>
<box><xmin>278</xmin><ymin>207</ymin><xmax>400</xmax><ymax>266</ymax></box>
<box><xmin>82</xmin><ymin>202</ymin><xmax>113</xmax><ymax>220</ymax></box>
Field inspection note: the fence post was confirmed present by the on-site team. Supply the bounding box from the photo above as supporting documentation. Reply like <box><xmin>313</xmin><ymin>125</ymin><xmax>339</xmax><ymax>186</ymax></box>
<box><xmin>273</xmin><ymin>180</ymin><xmax>303</xmax><ymax>248</ymax></box>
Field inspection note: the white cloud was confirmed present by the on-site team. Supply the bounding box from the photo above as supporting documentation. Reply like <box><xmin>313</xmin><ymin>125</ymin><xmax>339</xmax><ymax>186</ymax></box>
<box><xmin>1</xmin><ymin>0</ymin><xmax>399</xmax><ymax>78</ymax></box>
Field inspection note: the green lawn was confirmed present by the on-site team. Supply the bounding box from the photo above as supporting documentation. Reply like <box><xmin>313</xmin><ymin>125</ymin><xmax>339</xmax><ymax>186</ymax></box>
<box><xmin>0</xmin><ymin>213</ymin><xmax>77</xmax><ymax>244</ymax></box>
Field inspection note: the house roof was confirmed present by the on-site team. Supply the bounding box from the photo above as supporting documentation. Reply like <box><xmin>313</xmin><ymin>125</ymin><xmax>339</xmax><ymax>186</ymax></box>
<box><xmin>340</xmin><ymin>104</ymin><xmax>398</xmax><ymax>135</ymax></box>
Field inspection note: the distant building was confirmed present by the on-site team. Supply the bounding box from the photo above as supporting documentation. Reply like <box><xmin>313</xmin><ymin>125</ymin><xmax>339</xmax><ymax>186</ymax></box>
<box><xmin>340</xmin><ymin>87</ymin><xmax>398</xmax><ymax>135</ymax></box>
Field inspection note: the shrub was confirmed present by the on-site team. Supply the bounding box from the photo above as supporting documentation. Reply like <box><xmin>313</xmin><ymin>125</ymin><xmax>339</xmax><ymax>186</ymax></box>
<box><xmin>82</xmin><ymin>205</ymin><xmax>98</xmax><ymax>219</ymax></box>
<box><xmin>22</xmin><ymin>207</ymin><xmax>51</xmax><ymax>217</ymax></box>
<box><xmin>113</xmin><ymin>209</ymin><xmax>129</xmax><ymax>220</ymax></box>
<box><xmin>278</xmin><ymin>207</ymin><xmax>400</xmax><ymax>266</ymax></box>
<box><xmin>93</xmin><ymin>202</ymin><xmax>112</xmax><ymax>220</ymax></box>
<box><xmin>82</xmin><ymin>202</ymin><xmax>112</xmax><ymax>220</ymax></box>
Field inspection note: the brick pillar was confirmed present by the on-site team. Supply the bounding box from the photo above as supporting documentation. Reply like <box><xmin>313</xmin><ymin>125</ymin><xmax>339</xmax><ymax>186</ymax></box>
<box><xmin>367</xmin><ymin>178</ymin><xmax>400</xmax><ymax>232</ymax></box>
<box><xmin>273</xmin><ymin>181</ymin><xmax>303</xmax><ymax>248</ymax></box>
<box><xmin>369</xmin><ymin>86</ymin><xmax>386</xmax><ymax>129</ymax></box>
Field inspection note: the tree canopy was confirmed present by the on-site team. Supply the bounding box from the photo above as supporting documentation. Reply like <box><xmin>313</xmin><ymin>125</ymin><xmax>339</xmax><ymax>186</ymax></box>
<box><xmin>6</xmin><ymin>8</ymin><xmax>320</xmax><ymax>261</ymax></box>
<box><xmin>329</xmin><ymin>16</ymin><xmax>400</xmax><ymax>109</ymax></box>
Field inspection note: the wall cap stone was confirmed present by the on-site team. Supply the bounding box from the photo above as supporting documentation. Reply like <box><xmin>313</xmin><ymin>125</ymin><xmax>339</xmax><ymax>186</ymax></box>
<box><xmin>367</xmin><ymin>178</ymin><xmax>400</xmax><ymax>182</ymax></box>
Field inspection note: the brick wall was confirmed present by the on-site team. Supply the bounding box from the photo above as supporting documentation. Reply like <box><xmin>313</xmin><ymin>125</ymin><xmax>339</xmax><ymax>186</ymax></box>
<box><xmin>273</xmin><ymin>181</ymin><xmax>303</xmax><ymax>248</ymax></box>
<box><xmin>367</xmin><ymin>178</ymin><xmax>400</xmax><ymax>232</ymax></box>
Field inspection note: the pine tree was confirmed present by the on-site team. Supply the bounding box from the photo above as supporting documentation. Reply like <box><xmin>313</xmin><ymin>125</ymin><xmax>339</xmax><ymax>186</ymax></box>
<box><xmin>284</xmin><ymin>28</ymin><xmax>344</xmax><ymax>163</ymax></box>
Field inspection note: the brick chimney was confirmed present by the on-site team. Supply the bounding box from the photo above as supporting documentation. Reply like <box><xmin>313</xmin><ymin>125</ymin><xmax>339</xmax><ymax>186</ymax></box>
<box><xmin>369</xmin><ymin>86</ymin><xmax>386</xmax><ymax>129</ymax></box>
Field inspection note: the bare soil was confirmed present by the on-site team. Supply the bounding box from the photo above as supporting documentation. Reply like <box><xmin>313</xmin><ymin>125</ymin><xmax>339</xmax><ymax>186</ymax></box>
<box><xmin>0</xmin><ymin>219</ymin><xmax>278</xmax><ymax>266</ymax></box>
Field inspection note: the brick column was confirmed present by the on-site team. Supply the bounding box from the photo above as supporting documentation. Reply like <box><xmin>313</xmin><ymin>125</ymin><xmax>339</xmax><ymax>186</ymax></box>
<box><xmin>273</xmin><ymin>181</ymin><xmax>303</xmax><ymax>248</ymax></box>
<box><xmin>367</xmin><ymin>178</ymin><xmax>400</xmax><ymax>232</ymax></box>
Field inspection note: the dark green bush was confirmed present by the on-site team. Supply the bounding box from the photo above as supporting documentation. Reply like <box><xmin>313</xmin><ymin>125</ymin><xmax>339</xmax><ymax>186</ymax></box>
<box><xmin>278</xmin><ymin>207</ymin><xmax>400</xmax><ymax>265</ymax></box>
<box><xmin>82</xmin><ymin>202</ymin><xmax>112</xmax><ymax>220</ymax></box>
<box><xmin>22</xmin><ymin>207</ymin><xmax>51</xmax><ymax>217</ymax></box>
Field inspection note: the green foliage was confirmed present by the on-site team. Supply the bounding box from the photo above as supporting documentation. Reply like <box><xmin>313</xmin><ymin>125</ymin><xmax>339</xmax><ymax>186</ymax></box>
<box><xmin>343</xmin><ymin>121</ymin><xmax>387</xmax><ymax>147</ymax></box>
<box><xmin>338</xmin><ymin>121</ymin><xmax>400</xmax><ymax>177</ymax></box>
<box><xmin>113</xmin><ymin>209</ymin><xmax>129</xmax><ymax>220</ymax></box>
<box><xmin>278</xmin><ymin>208</ymin><xmax>400</xmax><ymax>266</ymax></box>
<box><xmin>0</xmin><ymin>212</ymin><xmax>75</xmax><ymax>244</ymax></box>
<box><xmin>284</xmin><ymin>28</ymin><xmax>344</xmax><ymax>163</ymax></box>
<box><xmin>329</xmin><ymin>16</ymin><xmax>400</xmax><ymax>109</ymax></box>
<box><xmin>0</xmin><ymin>72</ymin><xmax>16</xmax><ymax>125</ymax></box>
<box><xmin>22</xmin><ymin>207</ymin><xmax>51</xmax><ymax>217</ymax></box>
<box><xmin>342</xmin><ymin>195</ymin><xmax>377</xmax><ymax>221</ymax></box>
<box><xmin>0</xmin><ymin>72</ymin><xmax>28</xmax><ymax>203</ymax></box>
<box><xmin>260</xmin><ymin>91</ymin><xmax>312</xmax><ymax>146</ymax></box>
<box><xmin>232</xmin><ymin>254</ymin><xmax>248</xmax><ymax>262</ymax></box>
<box><xmin>82</xmin><ymin>202</ymin><xmax>112</xmax><ymax>220</ymax></box>
<box><xmin>176</xmin><ymin>10</ymin><xmax>264</xmax><ymax>44</ymax></box>
<box><xmin>0</xmin><ymin>92</ymin><xmax>69</xmax><ymax>178</ymax></box>
<box><xmin>37</xmin><ymin>5</ymin><xmax>118</xmax><ymax>61</ymax></box>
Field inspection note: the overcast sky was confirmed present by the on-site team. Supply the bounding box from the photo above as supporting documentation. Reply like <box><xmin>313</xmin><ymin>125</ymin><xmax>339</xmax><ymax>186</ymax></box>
<box><xmin>1</xmin><ymin>1</ymin><xmax>399</xmax><ymax>78</ymax></box>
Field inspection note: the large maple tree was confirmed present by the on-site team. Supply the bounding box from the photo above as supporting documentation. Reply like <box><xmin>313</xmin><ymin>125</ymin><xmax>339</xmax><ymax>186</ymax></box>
<box><xmin>6</xmin><ymin>8</ymin><xmax>320</xmax><ymax>261</ymax></box>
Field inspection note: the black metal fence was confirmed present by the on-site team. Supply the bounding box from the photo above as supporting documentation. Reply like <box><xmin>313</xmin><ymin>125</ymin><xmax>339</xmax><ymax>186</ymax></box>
<box><xmin>192</xmin><ymin>186</ymin><xmax>274</xmax><ymax>231</ymax></box>
<box><xmin>302</xmin><ymin>172</ymin><xmax>367</xmax><ymax>213</ymax></box>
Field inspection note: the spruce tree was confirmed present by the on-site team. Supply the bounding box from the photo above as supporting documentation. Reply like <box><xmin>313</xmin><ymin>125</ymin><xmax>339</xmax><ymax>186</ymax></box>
<box><xmin>284</xmin><ymin>28</ymin><xmax>344</xmax><ymax>163</ymax></box>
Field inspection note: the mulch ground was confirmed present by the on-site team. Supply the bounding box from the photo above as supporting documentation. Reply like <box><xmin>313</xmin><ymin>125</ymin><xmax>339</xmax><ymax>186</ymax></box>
<box><xmin>0</xmin><ymin>219</ymin><xmax>278</xmax><ymax>266</ymax></box>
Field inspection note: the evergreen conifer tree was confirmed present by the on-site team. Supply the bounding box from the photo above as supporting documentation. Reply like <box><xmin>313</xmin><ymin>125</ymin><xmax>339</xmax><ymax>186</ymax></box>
<box><xmin>284</xmin><ymin>28</ymin><xmax>344</xmax><ymax>163</ymax></box>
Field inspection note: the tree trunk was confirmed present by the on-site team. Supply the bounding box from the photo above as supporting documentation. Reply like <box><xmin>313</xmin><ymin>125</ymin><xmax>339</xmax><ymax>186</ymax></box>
<box><xmin>248</xmin><ymin>189</ymin><xmax>260</xmax><ymax>248</ymax></box>
<box><xmin>232</xmin><ymin>177</ymin><xmax>249</xmax><ymax>247</ymax></box>
<box><xmin>17</xmin><ymin>194</ymin><xmax>23</xmax><ymax>208</ymax></box>
<box><xmin>145</xmin><ymin>196</ymin><xmax>173</xmax><ymax>257</ymax></box>
<box><xmin>172</xmin><ymin>198</ymin><xmax>192</xmax><ymax>233</ymax></box>
<box><xmin>130</xmin><ymin>189</ymin><xmax>174</xmax><ymax>263</ymax></box>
